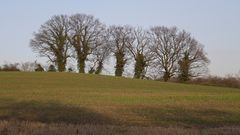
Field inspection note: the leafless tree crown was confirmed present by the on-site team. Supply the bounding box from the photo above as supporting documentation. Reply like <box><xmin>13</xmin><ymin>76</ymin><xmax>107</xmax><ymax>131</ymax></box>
<box><xmin>30</xmin><ymin>14</ymin><xmax>209</xmax><ymax>81</ymax></box>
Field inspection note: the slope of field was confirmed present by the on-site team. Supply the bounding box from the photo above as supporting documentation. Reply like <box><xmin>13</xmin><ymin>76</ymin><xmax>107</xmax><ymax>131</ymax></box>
<box><xmin>0</xmin><ymin>72</ymin><xmax>239</xmax><ymax>129</ymax></box>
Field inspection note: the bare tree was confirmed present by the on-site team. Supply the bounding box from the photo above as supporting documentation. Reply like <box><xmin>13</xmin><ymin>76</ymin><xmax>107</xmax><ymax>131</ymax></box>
<box><xmin>19</xmin><ymin>62</ymin><xmax>36</xmax><ymax>72</ymax></box>
<box><xmin>30</xmin><ymin>15</ymin><xmax>70</xmax><ymax>72</ymax></box>
<box><xmin>68</xmin><ymin>14</ymin><xmax>105</xmax><ymax>73</ymax></box>
<box><xmin>126</xmin><ymin>28</ymin><xmax>154</xmax><ymax>79</ymax></box>
<box><xmin>108</xmin><ymin>25</ymin><xmax>134</xmax><ymax>77</ymax></box>
<box><xmin>88</xmin><ymin>34</ymin><xmax>111</xmax><ymax>74</ymax></box>
<box><xmin>1</xmin><ymin>63</ymin><xmax>20</xmax><ymax>72</ymax></box>
<box><xmin>178</xmin><ymin>31</ymin><xmax>209</xmax><ymax>81</ymax></box>
<box><xmin>150</xmin><ymin>26</ymin><xmax>184</xmax><ymax>81</ymax></box>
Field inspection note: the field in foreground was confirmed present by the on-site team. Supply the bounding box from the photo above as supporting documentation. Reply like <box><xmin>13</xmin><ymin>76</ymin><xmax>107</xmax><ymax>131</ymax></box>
<box><xmin>0</xmin><ymin>121</ymin><xmax>239</xmax><ymax>135</ymax></box>
<box><xmin>0</xmin><ymin>72</ymin><xmax>240</xmax><ymax>134</ymax></box>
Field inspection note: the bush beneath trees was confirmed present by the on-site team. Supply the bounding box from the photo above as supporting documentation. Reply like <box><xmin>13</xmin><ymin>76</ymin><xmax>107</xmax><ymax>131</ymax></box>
<box><xmin>188</xmin><ymin>75</ymin><xmax>240</xmax><ymax>89</ymax></box>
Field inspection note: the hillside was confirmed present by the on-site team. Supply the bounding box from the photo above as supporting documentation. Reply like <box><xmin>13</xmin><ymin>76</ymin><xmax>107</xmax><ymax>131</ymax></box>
<box><xmin>0</xmin><ymin>72</ymin><xmax>239</xmax><ymax>129</ymax></box>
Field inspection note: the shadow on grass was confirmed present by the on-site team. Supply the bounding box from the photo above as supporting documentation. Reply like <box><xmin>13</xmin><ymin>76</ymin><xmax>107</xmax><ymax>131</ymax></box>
<box><xmin>130</xmin><ymin>107</ymin><xmax>240</xmax><ymax>128</ymax></box>
<box><xmin>0</xmin><ymin>98</ymin><xmax>239</xmax><ymax>128</ymax></box>
<box><xmin>0</xmin><ymin>98</ymin><xmax>113</xmax><ymax>125</ymax></box>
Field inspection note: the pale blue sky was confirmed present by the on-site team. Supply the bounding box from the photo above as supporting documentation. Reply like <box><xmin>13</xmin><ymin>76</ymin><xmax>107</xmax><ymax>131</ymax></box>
<box><xmin>0</xmin><ymin>0</ymin><xmax>239</xmax><ymax>76</ymax></box>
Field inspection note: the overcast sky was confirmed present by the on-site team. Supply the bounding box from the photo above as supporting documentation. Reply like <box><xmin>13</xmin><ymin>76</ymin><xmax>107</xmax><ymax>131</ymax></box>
<box><xmin>0</xmin><ymin>0</ymin><xmax>239</xmax><ymax>76</ymax></box>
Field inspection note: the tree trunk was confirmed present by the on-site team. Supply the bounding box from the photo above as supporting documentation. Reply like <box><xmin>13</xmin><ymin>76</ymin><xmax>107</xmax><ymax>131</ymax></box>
<box><xmin>56</xmin><ymin>56</ymin><xmax>66</xmax><ymax>72</ymax></box>
<box><xmin>95</xmin><ymin>61</ymin><xmax>103</xmax><ymax>74</ymax></box>
<box><xmin>134</xmin><ymin>53</ymin><xmax>146</xmax><ymax>79</ymax></box>
<box><xmin>115</xmin><ymin>51</ymin><xmax>125</xmax><ymax>77</ymax></box>
<box><xmin>163</xmin><ymin>71</ymin><xmax>170</xmax><ymax>82</ymax></box>
<box><xmin>178</xmin><ymin>53</ymin><xmax>191</xmax><ymax>82</ymax></box>
<box><xmin>78</xmin><ymin>58</ymin><xmax>85</xmax><ymax>73</ymax></box>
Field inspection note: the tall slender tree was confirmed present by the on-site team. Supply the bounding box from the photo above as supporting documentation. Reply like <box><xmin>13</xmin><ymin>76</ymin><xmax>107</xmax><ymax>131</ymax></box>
<box><xmin>89</xmin><ymin>34</ymin><xmax>111</xmax><ymax>74</ymax></box>
<box><xmin>126</xmin><ymin>28</ymin><xmax>153</xmax><ymax>79</ymax></box>
<box><xmin>68</xmin><ymin>14</ymin><xmax>105</xmax><ymax>73</ymax></box>
<box><xmin>108</xmin><ymin>25</ymin><xmax>134</xmax><ymax>77</ymax></box>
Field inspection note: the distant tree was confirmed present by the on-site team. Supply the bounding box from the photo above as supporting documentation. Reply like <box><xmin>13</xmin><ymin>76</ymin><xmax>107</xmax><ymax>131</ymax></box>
<box><xmin>94</xmin><ymin>44</ymin><xmax>111</xmax><ymax>74</ymax></box>
<box><xmin>1</xmin><ymin>63</ymin><xmax>20</xmax><ymax>72</ymax></box>
<box><xmin>177</xmin><ymin>31</ymin><xmax>209</xmax><ymax>81</ymax></box>
<box><xmin>68</xmin><ymin>13</ymin><xmax>106</xmax><ymax>73</ymax></box>
<box><xmin>89</xmin><ymin>46</ymin><xmax>110</xmax><ymax>74</ymax></box>
<box><xmin>150</xmin><ymin>26</ymin><xmax>209</xmax><ymax>82</ymax></box>
<box><xmin>89</xmin><ymin>33</ymin><xmax>111</xmax><ymax>74</ymax></box>
<box><xmin>35</xmin><ymin>64</ymin><xmax>45</xmax><ymax>72</ymax></box>
<box><xmin>19</xmin><ymin>62</ymin><xmax>36</xmax><ymax>72</ymax></box>
<box><xmin>127</xmin><ymin>28</ymin><xmax>154</xmax><ymax>79</ymax></box>
<box><xmin>48</xmin><ymin>64</ymin><xmax>57</xmax><ymax>72</ymax></box>
<box><xmin>109</xmin><ymin>25</ymin><xmax>134</xmax><ymax>77</ymax></box>
<box><xmin>150</xmin><ymin>26</ymin><xmax>184</xmax><ymax>81</ymax></box>
<box><xmin>30</xmin><ymin>15</ymin><xmax>70</xmax><ymax>72</ymax></box>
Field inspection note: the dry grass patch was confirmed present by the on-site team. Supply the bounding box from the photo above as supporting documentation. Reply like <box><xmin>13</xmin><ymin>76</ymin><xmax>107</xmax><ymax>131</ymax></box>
<box><xmin>0</xmin><ymin>121</ymin><xmax>240</xmax><ymax>135</ymax></box>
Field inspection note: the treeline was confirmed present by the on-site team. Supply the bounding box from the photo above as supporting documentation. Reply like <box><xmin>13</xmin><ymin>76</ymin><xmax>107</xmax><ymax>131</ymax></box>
<box><xmin>189</xmin><ymin>75</ymin><xmax>240</xmax><ymax>89</ymax></box>
<box><xmin>1</xmin><ymin>62</ymin><xmax>240</xmax><ymax>89</ymax></box>
<box><xmin>0</xmin><ymin>63</ymin><xmax>20</xmax><ymax>72</ymax></box>
<box><xmin>0</xmin><ymin>62</ymin><xmax>56</xmax><ymax>72</ymax></box>
<box><xmin>29</xmin><ymin>13</ymin><xmax>209</xmax><ymax>82</ymax></box>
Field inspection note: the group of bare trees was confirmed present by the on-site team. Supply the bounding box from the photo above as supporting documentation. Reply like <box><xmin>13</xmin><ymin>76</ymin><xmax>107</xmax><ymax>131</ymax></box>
<box><xmin>30</xmin><ymin>14</ymin><xmax>209</xmax><ymax>81</ymax></box>
<box><xmin>150</xmin><ymin>27</ymin><xmax>209</xmax><ymax>81</ymax></box>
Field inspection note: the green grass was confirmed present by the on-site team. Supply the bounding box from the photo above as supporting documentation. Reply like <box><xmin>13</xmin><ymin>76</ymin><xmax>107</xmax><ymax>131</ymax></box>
<box><xmin>0</xmin><ymin>72</ymin><xmax>240</xmax><ymax>128</ymax></box>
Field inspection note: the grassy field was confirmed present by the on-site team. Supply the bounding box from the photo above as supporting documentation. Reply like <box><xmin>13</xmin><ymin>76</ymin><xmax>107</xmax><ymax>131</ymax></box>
<box><xmin>0</xmin><ymin>72</ymin><xmax>240</xmax><ymax>134</ymax></box>
<box><xmin>0</xmin><ymin>121</ymin><xmax>240</xmax><ymax>135</ymax></box>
